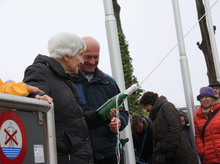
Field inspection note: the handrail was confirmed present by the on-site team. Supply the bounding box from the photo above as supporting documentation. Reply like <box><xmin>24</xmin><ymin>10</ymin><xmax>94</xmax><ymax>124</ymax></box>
<box><xmin>0</xmin><ymin>93</ymin><xmax>51</xmax><ymax>112</ymax></box>
<box><xmin>0</xmin><ymin>93</ymin><xmax>57</xmax><ymax>164</ymax></box>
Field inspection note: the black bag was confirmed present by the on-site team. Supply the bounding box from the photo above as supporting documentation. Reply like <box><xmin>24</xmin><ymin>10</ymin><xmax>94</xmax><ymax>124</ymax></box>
<box><xmin>202</xmin><ymin>108</ymin><xmax>220</xmax><ymax>140</ymax></box>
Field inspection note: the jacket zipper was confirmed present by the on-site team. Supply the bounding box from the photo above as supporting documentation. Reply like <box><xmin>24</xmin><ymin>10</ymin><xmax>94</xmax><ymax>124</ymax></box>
<box><xmin>68</xmin><ymin>153</ymin><xmax>71</xmax><ymax>161</ymax></box>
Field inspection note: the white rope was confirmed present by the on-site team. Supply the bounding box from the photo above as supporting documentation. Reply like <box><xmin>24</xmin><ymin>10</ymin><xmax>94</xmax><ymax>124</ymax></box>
<box><xmin>140</xmin><ymin>0</ymin><xmax>219</xmax><ymax>86</ymax></box>
<box><xmin>115</xmin><ymin>94</ymin><xmax>120</xmax><ymax>164</ymax></box>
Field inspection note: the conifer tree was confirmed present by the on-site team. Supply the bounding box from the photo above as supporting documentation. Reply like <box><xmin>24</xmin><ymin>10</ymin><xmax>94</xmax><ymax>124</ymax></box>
<box><xmin>112</xmin><ymin>0</ymin><xmax>147</xmax><ymax>116</ymax></box>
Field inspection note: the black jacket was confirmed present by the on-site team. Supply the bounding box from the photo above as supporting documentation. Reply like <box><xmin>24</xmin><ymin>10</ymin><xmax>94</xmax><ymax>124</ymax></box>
<box><xmin>23</xmin><ymin>54</ymin><xmax>106</xmax><ymax>164</ymax></box>
<box><xmin>132</xmin><ymin>117</ymin><xmax>153</xmax><ymax>163</ymax></box>
<box><xmin>73</xmin><ymin>68</ymin><xmax>129</xmax><ymax>161</ymax></box>
<box><xmin>149</xmin><ymin>96</ymin><xmax>198</xmax><ymax>164</ymax></box>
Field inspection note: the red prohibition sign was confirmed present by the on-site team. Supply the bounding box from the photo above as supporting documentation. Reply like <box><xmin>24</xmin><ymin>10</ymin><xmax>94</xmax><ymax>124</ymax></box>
<box><xmin>0</xmin><ymin>110</ymin><xmax>27</xmax><ymax>164</ymax></box>
<box><xmin>4</xmin><ymin>129</ymin><xmax>18</xmax><ymax>145</ymax></box>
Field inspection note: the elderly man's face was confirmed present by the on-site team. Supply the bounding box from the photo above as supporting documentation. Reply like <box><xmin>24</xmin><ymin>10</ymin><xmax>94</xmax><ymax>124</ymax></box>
<box><xmin>65</xmin><ymin>49</ymin><xmax>84</xmax><ymax>74</ymax></box>
<box><xmin>79</xmin><ymin>41</ymin><xmax>100</xmax><ymax>74</ymax></box>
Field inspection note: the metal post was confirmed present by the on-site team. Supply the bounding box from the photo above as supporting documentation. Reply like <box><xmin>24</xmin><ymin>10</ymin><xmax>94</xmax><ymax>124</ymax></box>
<box><xmin>46</xmin><ymin>103</ymin><xmax>57</xmax><ymax>164</ymax></box>
<box><xmin>103</xmin><ymin>0</ymin><xmax>136</xmax><ymax>163</ymax></box>
<box><xmin>204</xmin><ymin>0</ymin><xmax>220</xmax><ymax>81</ymax></box>
<box><xmin>171</xmin><ymin>1</ymin><xmax>201</xmax><ymax>163</ymax></box>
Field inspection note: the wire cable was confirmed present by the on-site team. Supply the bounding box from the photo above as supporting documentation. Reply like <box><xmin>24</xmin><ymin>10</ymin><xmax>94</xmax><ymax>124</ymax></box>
<box><xmin>140</xmin><ymin>0</ymin><xmax>219</xmax><ymax>86</ymax></box>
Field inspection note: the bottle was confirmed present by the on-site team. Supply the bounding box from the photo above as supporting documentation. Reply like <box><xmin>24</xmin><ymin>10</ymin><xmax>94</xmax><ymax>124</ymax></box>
<box><xmin>96</xmin><ymin>84</ymin><xmax>139</xmax><ymax>120</ymax></box>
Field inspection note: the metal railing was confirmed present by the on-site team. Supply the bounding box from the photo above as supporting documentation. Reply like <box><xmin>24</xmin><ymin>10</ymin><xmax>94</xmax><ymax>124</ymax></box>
<box><xmin>0</xmin><ymin>93</ymin><xmax>57</xmax><ymax>164</ymax></box>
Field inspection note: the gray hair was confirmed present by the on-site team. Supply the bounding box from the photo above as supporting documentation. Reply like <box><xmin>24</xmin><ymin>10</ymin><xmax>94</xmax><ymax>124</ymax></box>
<box><xmin>4</xmin><ymin>80</ymin><xmax>15</xmax><ymax>84</ymax></box>
<box><xmin>48</xmin><ymin>32</ymin><xmax>86</xmax><ymax>58</ymax></box>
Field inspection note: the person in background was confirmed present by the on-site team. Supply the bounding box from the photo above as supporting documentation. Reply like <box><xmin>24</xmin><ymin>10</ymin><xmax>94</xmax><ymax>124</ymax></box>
<box><xmin>0</xmin><ymin>78</ymin><xmax>52</xmax><ymax>103</ymax></box>
<box><xmin>73</xmin><ymin>36</ymin><xmax>129</xmax><ymax>164</ymax></box>
<box><xmin>194</xmin><ymin>87</ymin><xmax>220</xmax><ymax>164</ymax></box>
<box><xmin>131</xmin><ymin>113</ymin><xmax>153</xmax><ymax>164</ymax></box>
<box><xmin>139</xmin><ymin>91</ymin><xmax>198</xmax><ymax>164</ymax></box>
<box><xmin>23</xmin><ymin>32</ymin><xmax>118</xmax><ymax>164</ymax></box>
<box><xmin>179</xmin><ymin>112</ymin><xmax>192</xmax><ymax>147</ymax></box>
<box><xmin>208</xmin><ymin>80</ymin><xmax>220</xmax><ymax>102</ymax></box>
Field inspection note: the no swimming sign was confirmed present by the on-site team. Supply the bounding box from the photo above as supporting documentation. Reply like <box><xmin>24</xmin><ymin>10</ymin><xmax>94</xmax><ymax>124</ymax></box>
<box><xmin>0</xmin><ymin>110</ymin><xmax>27</xmax><ymax>164</ymax></box>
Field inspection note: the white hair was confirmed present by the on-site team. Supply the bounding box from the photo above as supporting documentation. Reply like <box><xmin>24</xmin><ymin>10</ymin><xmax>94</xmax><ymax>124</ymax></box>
<box><xmin>48</xmin><ymin>32</ymin><xmax>86</xmax><ymax>58</ymax></box>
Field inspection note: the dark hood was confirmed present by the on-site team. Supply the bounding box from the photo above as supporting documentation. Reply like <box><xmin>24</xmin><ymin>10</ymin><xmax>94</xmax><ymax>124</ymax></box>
<box><xmin>33</xmin><ymin>54</ymin><xmax>80</xmax><ymax>82</ymax></box>
<box><xmin>149</xmin><ymin>96</ymin><xmax>167</xmax><ymax>121</ymax></box>
<box><xmin>142</xmin><ymin>116</ymin><xmax>151</xmax><ymax>131</ymax></box>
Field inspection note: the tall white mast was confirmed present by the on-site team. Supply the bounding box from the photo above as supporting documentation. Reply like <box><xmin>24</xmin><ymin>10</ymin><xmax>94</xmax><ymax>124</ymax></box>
<box><xmin>171</xmin><ymin>0</ymin><xmax>201</xmax><ymax>163</ymax></box>
<box><xmin>103</xmin><ymin>0</ymin><xmax>136</xmax><ymax>163</ymax></box>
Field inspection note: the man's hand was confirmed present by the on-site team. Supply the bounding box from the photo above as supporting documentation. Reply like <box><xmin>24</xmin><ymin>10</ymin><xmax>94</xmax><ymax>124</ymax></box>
<box><xmin>109</xmin><ymin>108</ymin><xmax>117</xmax><ymax>118</ymax></box>
<box><xmin>109</xmin><ymin>117</ymin><xmax>121</xmax><ymax>133</ymax></box>
<box><xmin>35</xmin><ymin>95</ymin><xmax>53</xmax><ymax>104</ymax></box>
<box><xmin>106</xmin><ymin>105</ymin><xmax>123</xmax><ymax>120</ymax></box>
<box><xmin>29</xmin><ymin>85</ymin><xmax>44</xmax><ymax>93</ymax></box>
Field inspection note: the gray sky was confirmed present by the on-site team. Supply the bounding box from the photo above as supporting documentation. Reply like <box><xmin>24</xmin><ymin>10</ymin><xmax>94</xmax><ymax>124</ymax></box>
<box><xmin>0</xmin><ymin>0</ymin><xmax>219</xmax><ymax>108</ymax></box>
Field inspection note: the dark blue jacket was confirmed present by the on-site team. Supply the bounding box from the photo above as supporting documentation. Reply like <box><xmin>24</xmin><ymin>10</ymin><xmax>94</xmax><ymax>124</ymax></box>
<box><xmin>183</xmin><ymin>124</ymin><xmax>192</xmax><ymax>147</ymax></box>
<box><xmin>74</xmin><ymin>67</ymin><xmax>129</xmax><ymax>161</ymax></box>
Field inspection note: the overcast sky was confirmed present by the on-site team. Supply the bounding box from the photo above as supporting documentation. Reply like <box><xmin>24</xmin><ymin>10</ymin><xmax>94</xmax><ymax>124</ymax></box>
<box><xmin>0</xmin><ymin>0</ymin><xmax>219</xmax><ymax>108</ymax></box>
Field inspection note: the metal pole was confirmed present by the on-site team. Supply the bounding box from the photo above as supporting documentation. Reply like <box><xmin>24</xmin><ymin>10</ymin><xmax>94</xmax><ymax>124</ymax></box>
<box><xmin>103</xmin><ymin>0</ymin><xmax>136</xmax><ymax>164</ymax></box>
<box><xmin>46</xmin><ymin>103</ymin><xmax>57</xmax><ymax>164</ymax></box>
<box><xmin>171</xmin><ymin>1</ymin><xmax>201</xmax><ymax>163</ymax></box>
<box><xmin>204</xmin><ymin>0</ymin><xmax>220</xmax><ymax>81</ymax></box>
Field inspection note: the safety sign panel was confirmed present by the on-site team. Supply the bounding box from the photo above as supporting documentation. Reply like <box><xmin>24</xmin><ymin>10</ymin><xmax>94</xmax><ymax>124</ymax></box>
<box><xmin>0</xmin><ymin>110</ymin><xmax>27</xmax><ymax>164</ymax></box>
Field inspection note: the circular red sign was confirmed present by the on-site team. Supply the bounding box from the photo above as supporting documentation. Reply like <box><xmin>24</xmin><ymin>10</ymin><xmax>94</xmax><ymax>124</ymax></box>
<box><xmin>0</xmin><ymin>110</ymin><xmax>27</xmax><ymax>164</ymax></box>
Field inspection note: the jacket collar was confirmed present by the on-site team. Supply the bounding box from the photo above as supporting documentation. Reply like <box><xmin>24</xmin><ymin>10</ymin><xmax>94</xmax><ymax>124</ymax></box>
<box><xmin>93</xmin><ymin>67</ymin><xmax>106</xmax><ymax>79</ymax></box>
<box><xmin>142</xmin><ymin>116</ymin><xmax>151</xmax><ymax>131</ymax></box>
<box><xmin>75</xmin><ymin>67</ymin><xmax>107</xmax><ymax>82</ymax></box>
<box><xmin>196</xmin><ymin>103</ymin><xmax>220</xmax><ymax>117</ymax></box>
<box><xmin>33</xmin><ymin>54</ymin><xmax>80</xmax><ymax>82</ymax></box>
<box><xmin>34</xmin><ymin>54</ymin><xmax>68</xmax><ymax>78</ymax></box>
<box><xmin>150</xmin><ymin>96</ymin><xmax>167</xmax><ymax>121</ymax></box>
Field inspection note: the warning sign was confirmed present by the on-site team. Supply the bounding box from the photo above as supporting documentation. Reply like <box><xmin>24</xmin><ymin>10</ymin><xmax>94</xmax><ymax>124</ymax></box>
<box><xmin>0</xmin><ymin>110</ymin><xmax>27</xmax><ymax>164</ymax></box>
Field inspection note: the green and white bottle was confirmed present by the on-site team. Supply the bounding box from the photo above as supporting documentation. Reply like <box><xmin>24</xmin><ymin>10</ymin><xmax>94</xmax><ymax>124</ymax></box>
<box><xmin>96</xmin><ymin>84</ymin><xmax>139</xmax><ymax>120</ymax></box>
